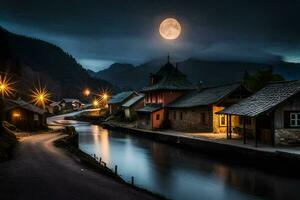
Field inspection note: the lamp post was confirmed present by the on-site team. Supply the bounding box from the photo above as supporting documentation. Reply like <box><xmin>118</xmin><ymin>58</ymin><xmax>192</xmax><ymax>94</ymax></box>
<box><xmin>0</xmin><ymin>73</ymin><xmax>15</xmax><ymax>131</ymax></box>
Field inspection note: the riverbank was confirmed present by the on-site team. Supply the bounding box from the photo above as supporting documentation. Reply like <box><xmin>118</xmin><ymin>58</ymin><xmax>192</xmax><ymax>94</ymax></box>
<box><xmin>102</xmin><ymin>121</ymin><xmax>300</xmax><ymax>176</ymax></box>
<box><xmin>55</xmin><ymin>127</ymin><xmax>167</xmax><ymax>200</ymax></box>
<box><xmin>0</xmin><ymin>130</ymin><xmax>163</xmax><ymax>200</ymax></box>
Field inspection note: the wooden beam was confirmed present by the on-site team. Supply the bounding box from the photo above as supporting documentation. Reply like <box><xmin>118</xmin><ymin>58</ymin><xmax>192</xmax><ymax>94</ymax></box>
<box><xmin>243</xmin><ymin>116</ymin><xmax>246</xmax><ymax>144</ymax></box>
<box><xmin>229</xmin><ymin>115</ymin><xmax>232</xmax><ymax>139</ymax></box>
<box><xmin>226</xmin><ymin>114</ymin><xmax>229</xmax><ymax>139</ymax></box>
<box><xmin>270</xmin><ymin>113</ymin><xmax>275</xmax><ymax>147</ymax></box>
<box><xmin>255</xmin><ymin>118</ymin><xmax>258</xmax><ymax>147</ymax></box>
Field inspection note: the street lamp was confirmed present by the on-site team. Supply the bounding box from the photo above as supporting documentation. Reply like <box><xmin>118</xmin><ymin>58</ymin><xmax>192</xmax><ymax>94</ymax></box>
<box><xmin>0</xmin><ymin>74</ymin><xmax>15</xmax><ymax>98</ymax></box>
<box><xmin>31</xmin><ymin>85</ymin><xmax>50</xmax><ymax>109</ymax></box>
<box><xmin>84</xmin><ymin>88</ymin><xmax>90</xmax><ymax>96</ymax></box>
<box><xmin>93</xmin><ymin>99</ymin><xmax>99</xmax><ymax>107</ymax></box>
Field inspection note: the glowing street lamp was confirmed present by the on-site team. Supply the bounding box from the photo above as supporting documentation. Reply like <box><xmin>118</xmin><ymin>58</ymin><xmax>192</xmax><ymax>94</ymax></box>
<box><xmin>102</xmin><ymin>93</ymin><xmax>108</xmax><ymax>100</ymax></box>
<box><xmin>0</xmin><ymin>74</ymin><xmax>15</xmax><ymax>98</ymax></box>
<box><xmin>31</xmin><ymin>85</ymin><xmax>50</xmax><ymax>109</ymax></box>
<box><xmin>93</xmin><ymin>99</ymin><xmax>99</xmax><ymax>107</ymax></box>
<box><xmin>84</xmin><ymin>89</ymin><xmax>90</xmax><ymax>96</ymax></box>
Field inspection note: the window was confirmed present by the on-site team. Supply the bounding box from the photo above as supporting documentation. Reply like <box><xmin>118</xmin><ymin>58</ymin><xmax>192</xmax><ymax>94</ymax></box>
<box><xmin>156</xmin><ymin>114</ymin><xmax>160</xmax><ymax>120</ymax></box>
<box><xmin>180</xmin><ymin>112</ymin><xmax>183</xmax><ymax>120</ymax></box>
<box><xmin>290</xmin><ymin>113</ymin><xmax>300</xmax><ymax>127</ymax></box>
<box><xmin>219</xmin><ymin>114</ymin><xmax>227</xmax><ymax>126</ymax></box>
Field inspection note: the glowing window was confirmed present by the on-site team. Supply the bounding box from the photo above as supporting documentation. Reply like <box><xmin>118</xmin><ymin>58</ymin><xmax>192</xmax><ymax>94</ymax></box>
<box><xmin>219</xmin><ymin>114</ymin><xmax>227</xmax><ymax>127</ymax></box>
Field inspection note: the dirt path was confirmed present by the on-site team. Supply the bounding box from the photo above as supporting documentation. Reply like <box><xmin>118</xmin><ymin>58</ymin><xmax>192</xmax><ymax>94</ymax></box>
<box><xmin>0</xmin><ymin>133</ymin><xmax>157</xmax><ymax>200</ymax></box>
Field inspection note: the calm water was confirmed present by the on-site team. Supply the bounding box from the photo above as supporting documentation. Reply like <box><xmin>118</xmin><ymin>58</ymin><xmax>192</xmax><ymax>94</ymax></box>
<box><xmin>74</xmin><ymin>124</ymin><xmax>300</xmax><ymax>200</ymax></box>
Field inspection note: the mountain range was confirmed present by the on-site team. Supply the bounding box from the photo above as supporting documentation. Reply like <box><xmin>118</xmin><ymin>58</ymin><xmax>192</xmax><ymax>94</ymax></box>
<box><xmin>91</xmin><ymin>58</ymin><xmax>300</xmax><ymax>90</ymax></box>
<box><xmin>0</xmin><ymin>26</ymin><xmax>113</xmax><ymax>101</ymax></box>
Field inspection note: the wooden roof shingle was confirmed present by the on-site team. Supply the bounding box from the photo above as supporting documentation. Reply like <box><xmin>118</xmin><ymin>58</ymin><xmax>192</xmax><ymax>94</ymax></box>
<box><xmin>168</xmin><ymin>83</ymin><xmax>241</xmax><ymax>108</ymax></box>
<box><xmin>218</xmin><ymin>81</ymin><xmax>300</xmax><ymax>117</ymax></box>
<box><xmin>108</xmin><ymin>91</ymin><xmax>137</xmax><ymax>104</ymax></box>
<box><xmin>141</xmin><ymin>62</ymin><xmax>194</xmax><ymax>92</ymax></box>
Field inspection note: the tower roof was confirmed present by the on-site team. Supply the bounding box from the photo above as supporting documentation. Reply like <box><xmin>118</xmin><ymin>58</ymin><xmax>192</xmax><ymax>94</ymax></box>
<box><xmin>141</xmin><ymin>61</ymin><xmax>194</xmax><ymax>92</ymax></box>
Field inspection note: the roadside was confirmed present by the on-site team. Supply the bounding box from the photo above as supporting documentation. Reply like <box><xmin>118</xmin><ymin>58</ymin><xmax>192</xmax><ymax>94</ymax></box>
<box><xmin>0</xmin><ymin>122</ymin><xmax>18</xmax><ymax>161</ymax></box>
<box><xmin>0</xmin><ymin>131</ymin><xmax>160</xmax><ymax>200</ymax></box>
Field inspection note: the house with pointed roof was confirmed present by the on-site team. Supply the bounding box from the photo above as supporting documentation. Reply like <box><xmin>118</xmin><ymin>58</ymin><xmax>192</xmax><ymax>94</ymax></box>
<box><xmin>108</xmin><ymin>91</ymin><xmax>138</xmax><ymax>115</ymax></box>
<box><xmin>167</xmin><ymin>83</ymin><xmax>252</xmax><ymax>133</ymax></box>
<box><xmin>136</xmin><ymin>60</ymin><xmax>194</xmax><ymax>129</ymax></box>
<box><xmin>4</xmin><ymin>99</ymin><xmax>46</xmax><ymax>130</ymax></box>
<box><xmin>122</xmin><ymin>94</ymin><xmax>145</xmax><ymax>120</ymax></box>
<box><xmin>218</xmin><ymin>80</ymin><xmax>300</xmax><ymax>146</ymax></box>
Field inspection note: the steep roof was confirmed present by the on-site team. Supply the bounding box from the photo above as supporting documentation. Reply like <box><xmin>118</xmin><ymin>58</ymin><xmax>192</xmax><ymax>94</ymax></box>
<box><xmin>141</xmin><ymin>62</ymin><xmax>194</xmax><ymax>92</ymax></box>
<box><xmin>136</xmin><ymin>104</ymin><xmax>163</xmax><ymax>113</ymax></box>
<box><xmin>122</xmin><ymin>94</ymin><xmax>144</xmax><ymax>108</ymax></box>
<box><xmin>5</xmin><ymin>99</ymin><xmax>46</xmax><ymax>115</ymax></box>
<box><xmin>168</xmin><ymin>83</ymin><xmax>241</xmax><ymax>108</ymax></box>
<box><xmin>108</xmin><ymin>91</ymin><xmax>137</xmax><ymax>104</ymax></box>
<box><xmin>218</xmin><ymin>81</ymin><xmax>300</xmax><ymax>117</ymax></box>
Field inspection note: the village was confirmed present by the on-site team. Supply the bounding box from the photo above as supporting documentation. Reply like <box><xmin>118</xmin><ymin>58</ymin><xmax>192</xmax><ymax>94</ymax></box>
<box><xmin>2</xmin><ymin>56</ymin><xmax>300</xmax><ymax>164</ymax></box>
<box><xmin>1</xmin><ymin>59</ymin><xmax>300</xmax><ymax>200</ymax></box>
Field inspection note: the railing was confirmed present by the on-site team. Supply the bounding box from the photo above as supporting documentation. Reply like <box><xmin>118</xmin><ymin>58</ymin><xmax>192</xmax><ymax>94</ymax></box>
<box><xmin>90</xmin><ymin>153</ymin><xmax>135</xmax><ymax>186</ymax></box>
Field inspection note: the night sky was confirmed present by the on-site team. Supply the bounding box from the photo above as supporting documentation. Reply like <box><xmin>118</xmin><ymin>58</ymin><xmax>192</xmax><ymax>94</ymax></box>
<box><xmin>0</xmin><ymin>0</ymin><xmax>299</xmax><ymax>71</ymax></box>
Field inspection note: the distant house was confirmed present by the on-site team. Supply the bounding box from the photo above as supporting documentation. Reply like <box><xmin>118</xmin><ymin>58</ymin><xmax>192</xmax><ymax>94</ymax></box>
<box><xmin>167</xmin><ymin>83</ymin><xmax>252</xmax><ymax>133</ymax></box>
<box><xmin>4</xmin><ymin>99</ymin><xmax>46</xmax><ymax>130</ymax></box>
<box><xmin>137</xmin><ymin>61</ymin><xmax>194</xmax><ymax>130</ymax></box>
<box><xmin>122</xmin><ymin>94</ymin><xmax>145</xmax><ymax>120</ymax></box>
<box><xmin>218</xmin><ymin>81</ymin><xmax>300</xmax><ymax>146</ymax></box>
<box><xmin>59</xmin><ymin>98</ymin><xmax>83</xmax><ymax>111</ymax></box>
<box><xmin>108</xmin><ymin>91</ymin><xmax>138</xmax><ymax>115</ymax></box>
<box><xmin>47</xmin><ymin>101</ymin><xmax>61</xmax><ymax>114</ymax></box>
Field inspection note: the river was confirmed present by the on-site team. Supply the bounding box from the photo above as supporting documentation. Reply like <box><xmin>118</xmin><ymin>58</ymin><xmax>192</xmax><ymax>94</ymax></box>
<box><xmin>48</xmin><ymin>112</ymin><xmax>300</xmax><ymax>200</ymax></box>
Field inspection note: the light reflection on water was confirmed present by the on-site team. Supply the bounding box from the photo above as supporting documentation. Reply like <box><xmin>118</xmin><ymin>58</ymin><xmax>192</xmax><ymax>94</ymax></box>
<box><xmin>75</xmin><ymin>124</ymin><xmax>300</xmax><ymax>200</ymax></box>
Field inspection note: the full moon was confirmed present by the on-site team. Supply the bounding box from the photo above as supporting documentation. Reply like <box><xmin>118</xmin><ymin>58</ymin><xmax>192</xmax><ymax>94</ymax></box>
<box><xmin>159</xmin><ymin>18</ymin><xmax>181</xmax><ymax>40</ymax></box>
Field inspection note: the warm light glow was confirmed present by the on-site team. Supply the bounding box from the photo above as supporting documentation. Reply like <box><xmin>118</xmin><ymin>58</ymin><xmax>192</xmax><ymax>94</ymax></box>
<box><xmin>0</xmin><ymin>74</ymin><xmax>15</xmax><ymax>97</ymax></box>
<box><xmin>12</xmin><ymin>111</ymin><xmax>21</xmax><ymax>118</ymax></box>
<box><xmin>159</xmin><ymin>18</ymin><xmax>181</xmax><ymax>40</ymax></box>
<box><xmin>102</xmin><ymin>93</ymin><xmax>108</xmax><ymax>100</ymax></box>
<box><xmin>31</xmin><ymin>85</ymin><xmax>50</xmax><ymax>109</ymax></box>
<box><xmin>93</xmin><ymin>99</ymin><xmax>99</xmax><ymax>107</ymax></box>
<box><xmin>84</xmin><ymin>89</ymin><xmax>90</xmax><ymax>96</ymax></box>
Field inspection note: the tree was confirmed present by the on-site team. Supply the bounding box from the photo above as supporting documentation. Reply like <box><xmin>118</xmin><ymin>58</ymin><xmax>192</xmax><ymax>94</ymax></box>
<box><xmin>243</xmin><ymin>67</ymin><xmax>284</xmax><ymax>92</ymax></box>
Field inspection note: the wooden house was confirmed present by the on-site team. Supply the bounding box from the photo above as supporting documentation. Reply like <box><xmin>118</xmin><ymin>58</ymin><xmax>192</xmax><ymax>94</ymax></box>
<box><xmin>122</xmin><ymin>94</ymin><xmax>145</xmax><ymax>120</ymax></box>
<box><xmin>167</xmin><ymin>83</ymin><xmax>252</xmax><ymax>133</ymax></box>
<box><xmin>47</xmin><ymin>101</ymin><xmax>61</xmax><ymax>114</ymax></box>
<box><xmin>136</xmin><ymin>61</ymin><xmax>194</xmax><ymax>129</ymax></box>
<box><xmin>218</xmin><ymin>81</ymin><xmax>300</xmax><ymax>146</ymax></box>
<box><xmin>59</xmin><ymin>98</ymin><xmax>83</xmax><ymax>111</ymax></box>
<box><xmin>108</xmin><ymin>91</ymin><xmax>138</xmax><ymax>115</ymax></box>
<box><xmin>4</xmin><ymin>99</ymin><xmax>46</xmax><ymax>131</ymax></box>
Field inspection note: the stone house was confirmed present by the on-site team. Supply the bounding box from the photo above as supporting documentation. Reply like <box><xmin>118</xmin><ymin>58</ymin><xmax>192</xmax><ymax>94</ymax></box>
<box><xmin>137</xmin><ymin>60</ymin><xmax>194</xmax><ymax>130</ymax></box>
<box><xmin>4</xmin><ymin>99</ymin><xmax>46</xmax><ymax>130</ymax></box>
<box><xmin>167</xmin><ymin>83</ymin><xmax>252</xmax><ymax>133</ymax></box>
<box><xmin>122</xmin><ymin>94</ymin><xmax>145</xmax><ymax>120</ymax></box>
<box><xmin>108</xmin><ymin>91</ymin><xmax>138</xmax><ymax>115</ymax></box>
<box><xmin>218</xmin><ymin>81</ymin><xmax>300</xmax><ymax>146</ymax></box>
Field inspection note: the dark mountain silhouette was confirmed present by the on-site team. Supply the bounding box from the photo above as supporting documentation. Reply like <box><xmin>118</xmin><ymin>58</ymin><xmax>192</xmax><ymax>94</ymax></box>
<box><xmin>0</xmin><ymin>26</ymin><xmax>113</xmax><ymax>101</ymax></box>
<box><xmin>94</xmin><ymin>57</ymin><xmax>300</xmax><ymax>90</ymax></box>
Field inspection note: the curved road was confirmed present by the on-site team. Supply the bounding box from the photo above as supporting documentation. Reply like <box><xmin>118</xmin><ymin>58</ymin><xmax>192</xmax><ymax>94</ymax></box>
<box><xmin>0</xmin><ymin>133</ymin><xmax>157</xmax><ymax>200</ymax></box>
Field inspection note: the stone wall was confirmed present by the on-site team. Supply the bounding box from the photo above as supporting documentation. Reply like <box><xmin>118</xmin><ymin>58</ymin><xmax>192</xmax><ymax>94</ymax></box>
<box><xmin>275</xmin><ymin>129</ymin><xmax>300</xmax><ymax>145</ymax></box>
<box><xmin>168</xmin><ymin>107</ymin><xmax>213</xmax><ymax>132</ymax></box>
